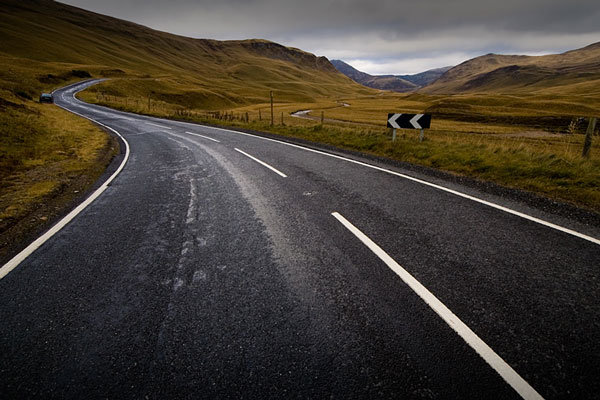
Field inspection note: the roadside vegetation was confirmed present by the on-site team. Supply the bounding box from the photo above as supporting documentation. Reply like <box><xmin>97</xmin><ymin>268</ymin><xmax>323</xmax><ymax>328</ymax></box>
<box><xmin>79</xmin><ymin>85</ymin><xmax>600</xmax><ymax>212</ymax></box>
<box><xmin>0</xmin><ymin>75</ymin><xmax>117</xmax><ymax>262</ymax></box>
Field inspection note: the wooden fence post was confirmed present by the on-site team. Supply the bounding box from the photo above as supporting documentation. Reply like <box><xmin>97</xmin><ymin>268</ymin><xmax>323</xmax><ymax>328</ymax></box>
<box><xmin>583</xmin><ymin>117</ymin><xmax>597</xmax><ymax>158</ymax></box>
<box><xmin>270</xmin><ymin>91</ymin><xmax>274</xmax><ymax>126</ymax></box>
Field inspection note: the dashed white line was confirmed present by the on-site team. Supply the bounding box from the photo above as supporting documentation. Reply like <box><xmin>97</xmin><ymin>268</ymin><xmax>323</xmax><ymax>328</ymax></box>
<box><xmin>234</xmin><ymin>148</ymin><xmax>287</xmax><ymax>178</ymax></box>
<box><xmin>185</xmin><ymin>124</ymin><xmax>599</xmax><ymax>246</ymax></box>
<box><xmin>331</xmin><ymin>211</ymin><xmax>544</xmax><ymax>400</ymax></box>
<box><xmin>51</xmin><ymin>89</ymin><xmax>600</xmax><ymax>246</ymax></box>
<box><xmin>145</xmin><ymin>122</ymin><xmax>172</xmax><ymax>130</ymax></box>
<box><xmin>185</xmin><ymin>131</ymin><xmax>220</xmax><ymax>143</ymax></box>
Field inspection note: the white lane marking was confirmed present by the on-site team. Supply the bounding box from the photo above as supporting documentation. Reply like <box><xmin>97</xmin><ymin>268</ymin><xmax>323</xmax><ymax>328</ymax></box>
<box><xmin>331</xmin><ymin>212</ymin><xmax>544</xmax><ymax>400</ymax></box>
<box><xmin>145</xmin><ymin>122</ymin><xmax>172</xmax><ymax>130</ymax></box>
<box><xmin>51</xmin><ymin>91</ymin><xmax>599</xmax><ymax>246</ymax></box>
<box><xmin>234</xmin><ymin>148</ymin><xmax>287</xmax><ymax>178</ymax></box>
<box><xmin>181</xmin><ymin>124</ymin><xmax>599</xmax><ymax>246</ymax></box>
<box><xmin>0</xmin><ymin>96</ymin><xmax>131</xmax><ymax>281</ymax></box>
<box><xmin>185</xmin><ymin>131</ymin><xmax>220</xmax><ymax>143</ymax></box>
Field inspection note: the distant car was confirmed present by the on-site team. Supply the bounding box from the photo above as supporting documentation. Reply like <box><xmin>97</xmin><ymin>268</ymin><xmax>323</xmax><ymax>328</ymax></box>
<box><xmin>39</xmin><ymin>93</ymin><xmax>53</xmax><ymax>103</ymax></box>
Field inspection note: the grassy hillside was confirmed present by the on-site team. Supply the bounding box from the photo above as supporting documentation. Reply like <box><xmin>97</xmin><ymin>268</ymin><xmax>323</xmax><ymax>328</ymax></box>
<box><xmin>0</xmin><ymin>0</ymin><xmax>371</xmax><ymax>109</ymax></box>
<box><xmin>423</xmin><ymin>42</ymin><xmax>600</xmax><ymax>95</ymax></box>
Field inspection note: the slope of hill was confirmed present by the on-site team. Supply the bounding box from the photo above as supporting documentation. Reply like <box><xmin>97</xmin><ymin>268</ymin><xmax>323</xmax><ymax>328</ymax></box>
<box><xmin>331</xmin><ymin>60</ymin><xmax>417</xmax><ymax>92</ymax></box>
<box><xmin>422</xmin><ymin>43</ymin><xmax>600</xmax><ymax>95</ymax></box>
<box><xmin>0</xmin><ymin>0</ymin><xmax>372</xmax><ymax>109</ymax></box>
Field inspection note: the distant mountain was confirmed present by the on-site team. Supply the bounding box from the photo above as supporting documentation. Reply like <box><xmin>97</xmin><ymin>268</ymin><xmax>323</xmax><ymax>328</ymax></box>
<box><xmin>397</xmin><ymin>67</ymin><xmax>452</xmax><ymax>87</ymax></box>
<box><xmin>421</xmin><ymin>42</ymin><xmax>600</xmax><ymax>94</ymax></box>
<box><xmin>331</xmin><ymin>60</ymin><xmax>417</xmax><ymax>92</ymax></box>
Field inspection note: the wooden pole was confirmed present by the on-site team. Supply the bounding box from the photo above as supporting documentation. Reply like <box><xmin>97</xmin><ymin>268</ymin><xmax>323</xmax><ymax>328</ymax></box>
<box><xmin>321</xmin><ymin>111</ymin><xmax>324</xmax><ymax>125</ymax></box>
<box><xmin>259</xmin><ymin>109</ymin><xmax>262</xmax><ymax>121</ymax></box>
<box><xmin>280</xmin><ymin>111</ymin><xmax>284</xmax><ymax>126</ymax></box>
<box><xmin>582</xmin><ymin>117</ymin><xmax>597</xmax><ymax>158</ymax></box>
<box><xmin>270</xmin><ymin>91</ymin><xmax>274</xmax><ymax>127</ymax></box>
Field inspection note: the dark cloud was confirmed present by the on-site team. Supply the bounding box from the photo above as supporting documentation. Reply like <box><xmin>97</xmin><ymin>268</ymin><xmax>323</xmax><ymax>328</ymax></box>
<box><xmin>61</xmin><ymin>0</ymin><xmax>600</xmax><ymax>74</ymax></box>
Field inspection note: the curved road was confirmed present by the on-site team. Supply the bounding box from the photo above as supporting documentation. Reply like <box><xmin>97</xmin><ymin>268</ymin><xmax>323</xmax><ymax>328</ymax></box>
<box><xmin>1</xmin><ymin>80</ymin><xmax>599</xmax><ymax>399</ymax></box>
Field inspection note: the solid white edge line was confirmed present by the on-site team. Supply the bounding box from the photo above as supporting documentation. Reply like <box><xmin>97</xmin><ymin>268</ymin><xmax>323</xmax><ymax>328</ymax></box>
<box><xmin>234</xmin><ymin>148</ymin><xmax>287</xmax><ymax>178</ymax></box>
<box><xmin>331</xmin><ymin>212</ymin><xmax>544</xmax><ymax>400</ymax></box>
<box><xmin>145</xmin><ymin>122</ymin><xmax>172</xmax><ymax>130</ymax></box>
<box><xmin>189</xmin><ymin>124</ymin><xmax>599</xmax><ymax>246</ymax></box>
<box><xmin>185</xmin><ymin>131</ymin><xmax>220</xmax><ymax>143</ymax></box>
<box><xmin>0</xmin><ymin>92</ymin><xmax>131</xmax><ymax>281</ymax></box>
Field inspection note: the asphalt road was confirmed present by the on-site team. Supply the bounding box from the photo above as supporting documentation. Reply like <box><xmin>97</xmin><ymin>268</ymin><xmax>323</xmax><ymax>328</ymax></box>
<box><xmin>1</xmin><ymin>80</ymin><xmax>599</xmax><ymax>399</ymax></box>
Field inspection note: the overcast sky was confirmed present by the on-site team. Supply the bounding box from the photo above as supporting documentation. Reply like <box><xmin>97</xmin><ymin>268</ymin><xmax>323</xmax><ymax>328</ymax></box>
<box><xmin>61</xmin><ymin>0</ymin><xmax>600</xmax><ymax>75</ymax></box>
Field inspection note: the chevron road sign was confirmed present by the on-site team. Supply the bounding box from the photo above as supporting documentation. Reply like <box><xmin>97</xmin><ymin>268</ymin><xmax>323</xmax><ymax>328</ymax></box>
<box><xmin>387</xmin><ymin>113</ymin><xmax>432</xmax><ymax>142</ymax></box>
<box><xmin>387</xmin><ymin>113</ymin><xmax>431</xmax><ymax>129</ymax></box>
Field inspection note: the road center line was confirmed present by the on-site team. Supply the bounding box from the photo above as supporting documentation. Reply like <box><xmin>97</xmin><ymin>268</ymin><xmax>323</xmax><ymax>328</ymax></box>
<box><xmin>234</xmin><ymin>148</ymin><xmax>287</xmax><ymax>178</ymax></box>
<box><xmin>185</xmin><ymin>131</ymin><xmax>220</xmax><ymax>143</ymax></box>
<box><xmin>188</xmin><ymin>124</ymin><xmax>599</xmax><ymax>246</ymax></box>
<box><xmin>145</xmin><ymin>122</ymin><xmax>172</xmax><ymax>130</ymax></box>
<box><xmin>331</xmin><ymin>211</ymin><xmax>544</xmax><ymax>400</ymax></box>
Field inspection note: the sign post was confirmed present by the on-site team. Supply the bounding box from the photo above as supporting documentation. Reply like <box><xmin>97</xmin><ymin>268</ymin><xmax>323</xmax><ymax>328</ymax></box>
<box><xmin>387</xmin><ymin>113</ymin><xmax>431</xmax><ymax>142</ymax></box>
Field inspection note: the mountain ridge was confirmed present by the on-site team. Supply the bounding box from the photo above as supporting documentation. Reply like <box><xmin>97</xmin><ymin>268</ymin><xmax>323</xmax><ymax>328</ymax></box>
<box><xmin>331</xmin><ymin>60</ymin><xmax>417</xmax><ymax>92</ymax></box>
<box><xmin>422</xmin><ymin>42</ymin><xmax>600</xmax><ymax>94</ymax></box>
<box><xmin>331</xmin><ymin>60</ymin><xmax>450</xmax><ymax>92</ymax></box>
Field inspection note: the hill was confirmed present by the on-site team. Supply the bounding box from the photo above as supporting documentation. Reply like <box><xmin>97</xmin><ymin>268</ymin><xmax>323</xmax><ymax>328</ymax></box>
<box><xmin>331</xmin><ymin>60</ymin><xmax>417</xmax><ymax>92</ymax></box>
<box><xmin>397</xmin><ymin>67</ymin><xmax>452</xmax><ymax>87</ymax></box>
<box><xmin>421</xmin><ymin>42</ymin><xmax>600</xmax><ymax>95</ymax></box>
<box><xmin>0</xmin><ymin>0</ymin><xmax>372</xmax><ymax>109</ymax></box>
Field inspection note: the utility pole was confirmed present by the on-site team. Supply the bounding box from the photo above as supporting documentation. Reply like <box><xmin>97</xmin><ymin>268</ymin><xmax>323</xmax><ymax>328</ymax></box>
<box><xmin>270</xmin><ymin>91</ymin><xmax>274</xmax><ymax>127</ymax></box>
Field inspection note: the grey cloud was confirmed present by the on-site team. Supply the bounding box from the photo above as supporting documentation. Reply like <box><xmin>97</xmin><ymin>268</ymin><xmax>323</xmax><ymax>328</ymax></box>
<box><xmin>63</xmin><ymin>0</ymin><xmax>600</xmax><ymax>36</ymax></box>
